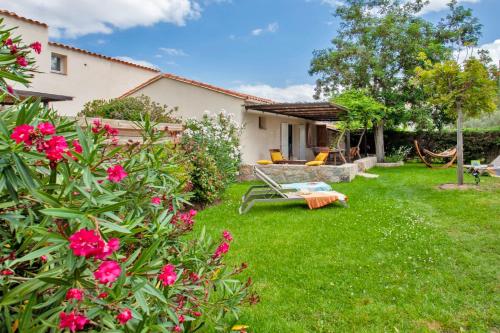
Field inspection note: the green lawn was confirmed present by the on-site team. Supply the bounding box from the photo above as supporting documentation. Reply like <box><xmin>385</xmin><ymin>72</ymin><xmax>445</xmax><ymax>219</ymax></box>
<box><xmin>195</xmin><ymin>164</ymin><xmax>499</xmax><ymax>332</ymax></box>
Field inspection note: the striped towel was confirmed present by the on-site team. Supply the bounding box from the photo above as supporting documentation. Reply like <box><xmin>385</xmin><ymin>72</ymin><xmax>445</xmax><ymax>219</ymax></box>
<box><xmin>298</xmin><ymin>191</ymin><xmax>342</xmax><ymax>209</ymax></box>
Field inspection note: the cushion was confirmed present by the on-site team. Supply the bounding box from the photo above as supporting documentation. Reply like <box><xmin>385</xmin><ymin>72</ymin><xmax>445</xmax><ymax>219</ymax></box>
<box><xmin>305</xmin><ymin>160</ymin><xmax>324</xmax><ymax>166</ymax></box>
<box><xmin>315</xmin><ymin>152</ymin><xmax>329</xmax><ymax>162</ymax></box>
<box><xmin>270</xmin><ymin>151</ymin><xmax>284</xmax><ymax>162</ymax></box>
<box><xmin>257</xmin><ymin>160</ymin><xmax>273</xmax><ymax>165</ymax></box>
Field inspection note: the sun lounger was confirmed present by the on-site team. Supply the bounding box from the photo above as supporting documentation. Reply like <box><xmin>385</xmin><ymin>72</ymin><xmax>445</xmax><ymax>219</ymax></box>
<box><xmin>239</xmin><ymin>167</ymin><xmax>348</xmax><ymax>214</ymax></box>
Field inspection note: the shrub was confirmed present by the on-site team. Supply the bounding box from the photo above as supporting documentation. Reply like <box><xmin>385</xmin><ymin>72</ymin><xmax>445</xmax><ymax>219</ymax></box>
<box><xmin>79</xmin><ymin>95</ymin><xmax>180</xmax><ymax>123</ymax></box>
<box><xmin>0</xmin><ymin>23</ymin><xmax>253</xmax><ymax>333</ymax></box>
<box><xmin>181</xmin><ymin>111</ymin><xmax>242</xmax><ymax>204</ymax></box>
<box><xmin>385</xmin><ymin>145</ymin><xmax>412</xmax><ymax>163</ymax></box>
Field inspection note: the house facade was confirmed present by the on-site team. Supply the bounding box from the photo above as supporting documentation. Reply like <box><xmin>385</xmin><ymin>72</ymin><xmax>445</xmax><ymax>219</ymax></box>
<box><xmin>1</xmin><ymin>9</ymin><xmax>333</xmax><ymax>164</ymax></box>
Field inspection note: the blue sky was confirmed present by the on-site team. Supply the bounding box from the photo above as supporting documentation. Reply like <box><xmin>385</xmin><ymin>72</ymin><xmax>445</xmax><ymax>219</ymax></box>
<box><xmin>3</xmin><ymin>0</ymin><xmax>500</xmax><ymax>101</ymax></box>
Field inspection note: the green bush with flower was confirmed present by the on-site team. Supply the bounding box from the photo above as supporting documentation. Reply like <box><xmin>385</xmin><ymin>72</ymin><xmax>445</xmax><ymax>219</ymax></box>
<box><xmin>180</xmin><ymin>112</ymin><xmax>242</xmax><ymax>204</ymax></box>
<box><xmin>0</xmin><ymin>21</ymin><xmax>254</xmax><ymax>333</ymax></box>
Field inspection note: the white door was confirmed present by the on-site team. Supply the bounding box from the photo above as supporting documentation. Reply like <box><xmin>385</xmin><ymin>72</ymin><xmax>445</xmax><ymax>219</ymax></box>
<box><xmin>299</xmin><ymin>125</ymin><xmax>306</xmax><ymax>160</ymax></box>
<box><xmin>281</xmin><ymin>123</ymin><xmax>289</xmax><ymax>159</ymax></box>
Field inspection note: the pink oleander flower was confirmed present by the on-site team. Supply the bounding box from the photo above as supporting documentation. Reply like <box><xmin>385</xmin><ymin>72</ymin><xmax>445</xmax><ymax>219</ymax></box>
<box><xmin>6</xmin><ymin>85</ymin><xmax>14</xmax><ymax>94</ymax></box>
<box><xmin>3</xmin><ymin>38</ymin><xmax>12</xmax><ymax>46</ymax></box>
<box><xmin>65</xmin><ymin>288</ymin><xmax>84</xmax><ymax>301</ymax></box>
<box><xmin>9</xmin><ymin>45</ymin><xmax>17</xmax><ymax>54</ymax></box>
<box><xmin>37</xmin><ymin>122</ymin><xmax>55</xmax><ymax>135</ymax></box>
<box><xmin>91</xmin><ymin>119</ymin><xmax>102</xmax><ymax>133</ymax></box>
<box><xmin>59</xmin><ymin>311</ymin><xmax>88</xmax><ymax>332</ymax></box>
<box><xmin>213</xmin><ymin>242</ymin><xmax>230</xmax><ymax>259</ymax></box>
<box><xmin>104</xmin><ymin>124</ymin><xmax>119</xmax><ymax>136</ymax></box>
<box><xmin>30</xmin><ymin>41</ymin><xmax>42</xmax><ymax>54</ymax></box>
<box><xmin>116</xmin><ymin>308</ymin><xmax>133</xmax><ymax>324</ymax></box>
<box><xmin>16</xmin><ymin>56</ymin><xmax>28</xmax><ymax>67</ymax></box>
<box><xmin>107</xmin><ymin>165</ymin><xmax>127</xmax><ymax>183</ymax></box>
<box><xmin>189</xmin><ymin>272</ymin><xmax>200</xmax><ymax>282</ymax></box>
<box><xmin>94</xmin><ymin>238</ymin><xmax>120</xmax><ymax>260</ymax></box>
<box><xmin>68</xmin><ymin>229</ymin><xmax>105</xmax><ymax>258</ymax></box>
<box><xmin>178</xmin><ymin>315</ymin><xmax>185</xmax><ymax>323</ymax></box>
<box><xmin>189</xmin><ymin>209</ymin><xmax>197</xmax><ymax>217</ymax></box>
<box><xmin>174</xmin><ymin>326</ymin><xmax>182</xmax><ymax>332</ymax></box>
<box><xmin>151</xmin><ymin>197</ymin><xmax>162</xmax><ymax>205</ymax></box>
<box><xmin>192</xmin><ymin>311</ymin><xmax>202</xmax><ymax>317</ymax></box>
<box><xmin>11</xmin><ymin>124</ymin><xmax>34</xmax><ymax>145</ymax></box>
<box><xmin>44</xmin><ymin>135</ymin><xmax>68</xmax><ymax>161</ymax></box>
<box><xmin>40</xmin><ymin>255</ymin><xmax>47</xmax><ymax>262</ymax></box>
<box><xmin>159</xmin><ymin>264</ymin><xmax>177</xmax><ymax>286</ymax></box>
<box><xmin>222</xmin><ymin>230</ymin><xmax>233</xmax><ymax>242</ymax></box>
<box><xmin>73</xmin><ymin>139</ymin><xmax>82</xmax><ymax>153</ymax></box>
<box><xmin>94</xmin><ymin>260</ymin><xmax>121</xmax><ymax>284</ymax></box>
<box><xmin>1</xmin><ymin>269</ymin><xmax>13</xmax><ymax>275</ymax></box>
<box><xmin>98</xmin><ymin>292</ymin><xmax>108</xmax><ymax>299</ymax></box>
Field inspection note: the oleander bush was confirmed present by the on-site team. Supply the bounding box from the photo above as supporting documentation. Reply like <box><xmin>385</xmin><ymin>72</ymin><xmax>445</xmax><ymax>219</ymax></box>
<box><xmin>181</xmin><ymin>112</ymin><xmax>242</xmax><ymax>204</ymax></box>
<box><xmin>79</xmin><ymin>95</ymin><xmax>180</xmax><ymax>124</ymax></box>
<box><xmin>0</xmin><ymin>23</ymin><xmax>253</xmax><ymax>333</ymax></box>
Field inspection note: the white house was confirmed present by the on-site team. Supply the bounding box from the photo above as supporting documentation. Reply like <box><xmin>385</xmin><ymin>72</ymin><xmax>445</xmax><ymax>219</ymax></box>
<box><xmin>1</xmin><ymin>9</ymin><xmax>347</xmax><ymax>164</ymax></box>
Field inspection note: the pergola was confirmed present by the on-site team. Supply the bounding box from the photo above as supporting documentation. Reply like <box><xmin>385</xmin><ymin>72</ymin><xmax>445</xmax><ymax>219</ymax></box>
<box><xmin>245</xmin><ymin>102</ymin><xmax>348</xmax><ymax>121</ymax></box>
<box><xmin>1</xmin><ymin>89</ymin><xmax>73</xmax><ymax>105</ymax></box>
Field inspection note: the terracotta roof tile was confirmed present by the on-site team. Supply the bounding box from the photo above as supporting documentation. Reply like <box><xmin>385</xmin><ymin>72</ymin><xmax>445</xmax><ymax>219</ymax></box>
<box><xmin>48</xmin><ymin>42</ymin><xmax>160</xmax><ymax>72</ymax></box>
<box><xmin>120</xmin><ymin>74</ymin><xmax>274</xmax><ymax>103</ymax></box>
<box><xmin>0</xmin><ymin>9</ymin><xmax>49</xmax><ymax>27</ymax></box>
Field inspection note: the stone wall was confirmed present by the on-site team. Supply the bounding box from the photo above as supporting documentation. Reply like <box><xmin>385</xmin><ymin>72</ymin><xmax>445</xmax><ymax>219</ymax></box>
<box><xmin>239</xmin><ymin>163</ymin><xmax>358</xmax><ymax>183</ymax></box>
<box><xmin>354</xmin><ymin>156</ymin><xmax>377</xmax><ymax>172</ymax></box>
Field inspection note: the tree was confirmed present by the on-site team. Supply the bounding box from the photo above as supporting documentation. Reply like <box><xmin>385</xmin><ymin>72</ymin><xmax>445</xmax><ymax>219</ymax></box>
<box><xmin>79</xmin><ymin>95</ymin><xmax>179</xmax><ymax>123</ymax></box>
<box><xmin>414</xmin><ymin>55</ymin><xmax>498</xmax><ymax>184</ymax></box>
<box><xmin>332</xmin><ymin>89</ymin><xmax>386</xmax><ymax>158</ymax></box>
<box><xmin>310</xmin><ymin>0</ymin><xmax>447</xmax><ymax>161</ymax></box>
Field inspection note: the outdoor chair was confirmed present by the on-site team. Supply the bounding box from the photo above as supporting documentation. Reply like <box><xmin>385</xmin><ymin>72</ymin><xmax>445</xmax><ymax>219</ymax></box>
<box><xmin>239</xmin><ymin>166</ymin><xmax>348</xmax><ymax>214</ymax></box>
<box><xmin>269</xmin><ymin>149</ymin><xmax>306</xmax><ymax>164</ymax></box>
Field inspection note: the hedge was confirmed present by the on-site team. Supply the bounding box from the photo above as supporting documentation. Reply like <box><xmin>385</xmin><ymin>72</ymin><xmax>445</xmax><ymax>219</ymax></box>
<box><xmin>354</xmin><ymin>129</ymin><xmax>500</xmax><ymax>163</ymax></box>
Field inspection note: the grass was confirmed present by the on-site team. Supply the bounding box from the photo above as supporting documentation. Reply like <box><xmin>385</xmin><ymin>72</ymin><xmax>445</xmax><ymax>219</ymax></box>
<box><xmin>195</xmin><ymin>164</ymin><xmax>499</xmax><ymax>332</ymax></box>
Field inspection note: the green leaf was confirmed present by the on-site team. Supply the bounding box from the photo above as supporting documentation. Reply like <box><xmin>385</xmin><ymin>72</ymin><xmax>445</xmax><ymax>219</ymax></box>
<box><xmin>99</xmin><ymin>220</ymin><xmax>132</xmax><ymax>234</ymax></box>
<box><xmin>0</xmin><ymin>279</ymin><xmax>46</xmax><ymax>306</ymax></box>
<box><xmin>31</xmin><ymin>190</ymin><xmax>61</xmax><ymax>207</ymax></box>
<box><xmin>131</xmin><ymin>239</ymin><xmax>161</xmax><ymax>272</ymax></box>
<box><xmin>10</xmin><ymin>243</ymin><xmax>64</xmax><ymax>265</ymax></box>
<box><xmin>40</xmin><ymin>208</ymin><xmax>85</xmax><ymax>219</ymax></box>
<box><xmin>12</xmin><ymin>153</ymin><xmax>37</xmax><ymax>189</ymax></box>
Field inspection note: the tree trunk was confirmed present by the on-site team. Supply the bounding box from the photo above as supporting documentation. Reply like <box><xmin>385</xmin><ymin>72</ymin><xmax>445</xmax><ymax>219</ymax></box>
<box><xmin>374</xmin><ymin>121</ymin><xmax>385</xmax><ymax>162</ymax></box>
<box><xmin>345</xmin><ymin>129</ymin><xmax>351</xmax><ymax>163</ymax></box>
<box><xmin>456</xmin><ymin>104</ymin><xmax>464</xmax><ymax>185</ymax></box>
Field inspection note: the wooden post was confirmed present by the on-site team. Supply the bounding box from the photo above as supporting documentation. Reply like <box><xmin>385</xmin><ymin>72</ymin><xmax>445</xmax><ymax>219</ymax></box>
<box><xmin>345</xmin><ymin>129</ymin><xmax>351</xmax><ymax>163</ymax></box>
<box><xmin>363</xmin><ymin>126</ymin><xmax>368</xmax><ymax>157</ymax></box>
<box><xmin>456</xmin><ymin>104</ymin><xmax>464</xmax><ymax>185</ymax></box>
<box><xmin>374</xmin><ymin>120</ymin><xmax>385</xmax><ymax>162</ymax></box>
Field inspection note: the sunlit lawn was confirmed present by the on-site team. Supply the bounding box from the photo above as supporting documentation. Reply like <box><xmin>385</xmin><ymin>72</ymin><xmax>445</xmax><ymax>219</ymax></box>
<box><xmin>195</xmin><ymin>164</ymin><xmax>499</xmax><ymax>332</ymax></box>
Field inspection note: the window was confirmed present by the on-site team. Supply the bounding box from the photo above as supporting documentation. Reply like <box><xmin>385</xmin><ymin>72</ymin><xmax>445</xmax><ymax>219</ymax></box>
<box><xmin>51</xmin><ymin>53</ymin><xmax>67</xmax><ymax>74</ymax></box>
<box><xmin>258</xmin><ymin>116</ymin><xmax>266</xmax><ymax>130</ymax></box>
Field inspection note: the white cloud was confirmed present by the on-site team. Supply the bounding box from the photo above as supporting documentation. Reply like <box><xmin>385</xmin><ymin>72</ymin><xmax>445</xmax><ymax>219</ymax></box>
<box><xmin>1</xmin><ymin>0</ymin><xmax>203</xmax><ymax>38</ymax></box>
<box><xmin>419</xmin><ymin>0</ymin><xmax>480</xmax><ymax>14</ymax></box>
<box><xmin>159</xmin><ymin>47</ymin><xmax>188</xmax><ymax>56</ymax></box>
<box><xmin>115</xmin><ymin>56</ymin><xmax>158</xmax><ymax>69</ymax></box>
<box><xmin>472</xmin><ymin>39</ymin><xmax>500</xmax><ymax>64</ymax></box>
<box><xmin>251</xmin><ymin>22</ymin><xmax>279</xmax><ymax>36</ymax></box>
<box><xmin>235</xmin><ymin>84</ymin><xmax>317</xmax><ymax>103</ymax></box>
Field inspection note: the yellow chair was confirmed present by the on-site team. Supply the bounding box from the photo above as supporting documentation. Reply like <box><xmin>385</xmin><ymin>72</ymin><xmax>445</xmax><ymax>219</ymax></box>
<box><xmin>305</xmin><ymin>160</ymin><xmax>324</xmax><ymax>166</ymax></box>
<box><xmin>305</xmin><ymin>150</ymin><xmax>329</xmax><ymax>166</ymax></box>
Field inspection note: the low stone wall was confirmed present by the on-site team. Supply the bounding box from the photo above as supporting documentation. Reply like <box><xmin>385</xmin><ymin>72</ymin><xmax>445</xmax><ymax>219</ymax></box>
<box><xmin>354</xmin><ymin>156</ymin><xmax>378</xmax><ymax>171</ymax></box>
<box><xmin>376</xmin><ymin>161</ymin><xmax>404</xmax><ymax>167</ymax></box>
<box><xmin>239</xmin><ymin>163</ymin><xmax>358</xmax><ymax>183</ymax></box>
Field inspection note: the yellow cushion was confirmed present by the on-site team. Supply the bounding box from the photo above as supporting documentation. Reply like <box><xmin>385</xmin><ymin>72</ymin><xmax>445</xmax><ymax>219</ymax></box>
<box><xmin>315</xmin><ymin>152</ymin><xmax>329</xmax><ymax>162</ymax></box>
<box><xmin>306</xmin><ymin>160</ymin><xmax>324</xmax><ymax>166</ymax></box>
<box><xmin>271</xmin><ymin>152</ymin><xmax>283</xmax><ymax>162</ymax></box>
<box><xmin>257</xmin><ymin>160</ymin><xmax>273</xmax><ymax>165</ymax></box>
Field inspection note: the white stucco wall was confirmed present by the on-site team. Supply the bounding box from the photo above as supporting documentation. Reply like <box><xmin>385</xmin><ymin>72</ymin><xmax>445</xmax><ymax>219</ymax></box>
<box><xmin>127</xmin><ymin>78</ymin><xmax>246</xmax><ymax>124</ymax></box>
<box><xmin>241</xmin><ymin>112</ymin><xmax>316</xmax><ymax>163</ymax></box>
<box><xmin>1</xmin><ymin>13</ymin><xmax>159</xmax><ymax>116</ymax></box>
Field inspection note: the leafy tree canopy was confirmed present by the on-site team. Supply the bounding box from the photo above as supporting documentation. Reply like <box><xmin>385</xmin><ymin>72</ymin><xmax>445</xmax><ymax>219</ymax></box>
<box><xmin>79</xmin><ymin>95</ymin><xmax>179</xmax><ymax>123</ymax></box>
<box><xmin>332</xmin><ymin>89</ymin><xmax>386</xmax><ymax>130</ymax></box>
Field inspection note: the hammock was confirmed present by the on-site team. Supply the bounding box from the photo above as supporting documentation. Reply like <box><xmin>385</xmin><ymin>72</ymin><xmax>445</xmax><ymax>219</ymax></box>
<box><xmin>414</xmin><ymin>140</ymin><xmax>457</xmax><ymax>169</ymax></box>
